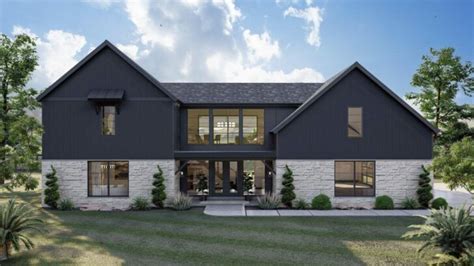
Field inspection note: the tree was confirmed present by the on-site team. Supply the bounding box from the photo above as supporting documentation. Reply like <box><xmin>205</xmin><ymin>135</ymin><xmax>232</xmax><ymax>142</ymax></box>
<box><xmin>417</xmin><ymin>165</ymin><xmax>433</xmax><ymax>208</ymax></box>
<box><xmin>0</xmin><ymin>33</ymin><xmax>42</xmax><ymax>189</ymax></box>
<box><xmin>280</xmin><ymin>165</ymin><xmax>295</xmax><ymax>208</ymax></box>
<box><xmin>44</xmin><ymin>166</ymin><xmax>59</xmax><ymax>209</ymax></box>
<box><xmin>432</xmin><ymin>137</ymin><xmax>474</xmax><ymax>195</ymax></box>
<box><xmin>151</xmin><ymin>165</ymin><xmax>166</xmax><ymax>208</ymax></box>
<box><xmin>406</xmin><ymin>48</ymin><xmax>473</xmax><ymax>134</ymax></box>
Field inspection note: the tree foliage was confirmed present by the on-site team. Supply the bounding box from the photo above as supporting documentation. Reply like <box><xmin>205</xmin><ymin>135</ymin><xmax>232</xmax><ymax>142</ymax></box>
<box><xmin>151</xmin><ymin>165</ymin><xmax>166</xmax><ymax>208</ymax></box>
<box><xmin>432</xmin><ymin>137</ymin><xmax>474</xmax><ymax>194</ymax></box>
<box><xmin>417</xmin><ymin>165</ymin><xmax>433</xmax><ymax>208</ymax></box>
<box><xmin>0</xmin><ymin>33</ymin><xmax>42</xmax><ymax>189</ymax></box>
<box><xmin>406</xmin><ymin>48</ymin><xmax>473</xmax><ymax>133</ymax></box>
<box><xmin>44</xmin><ymin>166</ymin><xmax>59</xmax><ymax>209</ymax></box>
<box><xmin>280</xmin><ymin>165</ymin><xmax>295</xmax><ymax>208</ymax></box>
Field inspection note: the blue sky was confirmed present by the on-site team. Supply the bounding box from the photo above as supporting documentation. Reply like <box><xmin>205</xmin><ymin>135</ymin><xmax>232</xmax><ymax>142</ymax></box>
<box><xmin>1</xmin><ymin>0</ymin><xmax>473</xmax><ymax>105</ymax></box>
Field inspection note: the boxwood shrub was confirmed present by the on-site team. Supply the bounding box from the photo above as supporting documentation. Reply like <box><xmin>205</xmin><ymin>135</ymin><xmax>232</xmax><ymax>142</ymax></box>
<box><xmin>375</xmin><ymin>195</ymin><xmax>394</xmax><ymax>209</ymax></box>
<box><xmin>311</xmin><ymin>194</ymin><xmax>332</xmax><ymax>210</ymax></box>
<box><xmin>431</xmin><ymin>197</ymin><xmax>448</xmax><ymax>210</ymax></box>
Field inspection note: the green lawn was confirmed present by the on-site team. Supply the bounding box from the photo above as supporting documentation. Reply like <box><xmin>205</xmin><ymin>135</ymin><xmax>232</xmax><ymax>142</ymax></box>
<box><xmin>0</xmin><ymin>187</ymin><xmax>433</xmax><ymax>265</ymax></box>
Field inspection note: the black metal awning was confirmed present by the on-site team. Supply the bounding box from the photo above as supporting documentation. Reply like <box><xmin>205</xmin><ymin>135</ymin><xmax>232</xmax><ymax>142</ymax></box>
<box><xmin>87</xmin><ymin>89</ymin><xmax>124</xmax><ymax>102</ymax></box>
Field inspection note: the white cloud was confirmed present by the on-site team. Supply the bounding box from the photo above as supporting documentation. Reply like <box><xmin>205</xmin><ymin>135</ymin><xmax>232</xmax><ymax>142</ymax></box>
<box><xmin>243</xmin><ymin>29</ymin><xmax>281</xmax><ymax>64</ymax></box>
<box><xmin>206</xmin><ymin>52</ymin><xmax>324</xmax><ymax>82</ymax></box>
<box><xmin>12</xmin><ymin>26</ymin><xmax>87</xmax><ymax>89</ymax></box>
<box><xmin>121</xmin><ymin>0</ymin><xmax>324</xmax><ymax>82</ymax></box>
<box><xmin>284</xmin><ymin>6</ymin><xmax>323</xmax><ymax>47</ymax></box>
<box><xmin>116</xmin><ymin>43</ymin><xmax>140</xmax><ymax>60</ymax></box>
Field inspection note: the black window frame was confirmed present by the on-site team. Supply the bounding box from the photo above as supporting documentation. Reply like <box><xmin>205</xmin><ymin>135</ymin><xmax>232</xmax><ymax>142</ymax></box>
<box><xmin>101</xmin><ymin>105</ymin><xmax>116</xmax><ymax>136</ymax></box>
<box><xmin>87</xmin><ymin>161</ymin><xmax>129</xmax><ymax>197</ymax></box>
<box><xmin>334</xmin><ymin>160</ymin><xmax>375</xmax><ymax>197</ymax></box>
<box><xmin>347</xmin><ymin>107</ymin><xmax>363</xmax><ymax>138</ymax></box>
<box><xmin>186</xmin><ymin>108</ymin><xmax>265</xmax><ymax>146</ymax></box>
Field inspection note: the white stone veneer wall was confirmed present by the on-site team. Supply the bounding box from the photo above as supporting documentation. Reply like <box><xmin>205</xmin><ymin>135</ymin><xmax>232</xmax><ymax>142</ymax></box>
<box><xmin>275</xmin><ymin>160</ymin><xmax>432</xmax><ymax>209</ymax></box>
<box><xmin>41</xmin><ymin>160</ymin><xmax>178</xmax><ymax>210</ymax></box>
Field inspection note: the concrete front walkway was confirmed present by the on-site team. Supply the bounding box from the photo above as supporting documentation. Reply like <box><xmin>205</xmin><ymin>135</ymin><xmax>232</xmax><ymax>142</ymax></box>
<box><xmin>204</xmin><ymin>205</ymin><xmax>432</xmax><ymax>217</ymax></box>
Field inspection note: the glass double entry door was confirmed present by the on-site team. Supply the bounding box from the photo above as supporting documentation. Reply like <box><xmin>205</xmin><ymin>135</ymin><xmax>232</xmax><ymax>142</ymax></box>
<box><xmin>209</xmin><ymin>161</ymin><xmax>242</xmax><ymax>196</ymax></box>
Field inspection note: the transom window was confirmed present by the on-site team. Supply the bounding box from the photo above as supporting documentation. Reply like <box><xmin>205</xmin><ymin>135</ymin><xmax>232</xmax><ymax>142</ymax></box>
<box><xmin>102</xmin><ymin>106</ymin><xmax>116</xmax><ymax>136</ymax></box>
<box><xmin>335</xmin><ymin>161</ymin><xmax>375</xmax><ymax>197</ymax></box>
<box><xmin>88</xmin><ymin>161</ymin><xmax>129</xmax><ymax>197</ymax></box>
<box><xmin>348</xmin><ymin>107</ymin><xmax>362</xmax><ymax>138</ymax></box>
<box><xmin>187</xmin><ymin>108</ymin><xmax>264</xmax><ymax>145</ymax></box>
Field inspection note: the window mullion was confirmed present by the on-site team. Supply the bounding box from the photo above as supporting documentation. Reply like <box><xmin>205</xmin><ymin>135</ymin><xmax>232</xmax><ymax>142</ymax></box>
<box><xmin>107</xmin><ymin>162</ymin><xmax>111</xmax><ymax>197</ymax></box>
<box><xmin>353</xmin><ymin>162</ymin><xmax>356</xmax><ymax>196</ymax></box>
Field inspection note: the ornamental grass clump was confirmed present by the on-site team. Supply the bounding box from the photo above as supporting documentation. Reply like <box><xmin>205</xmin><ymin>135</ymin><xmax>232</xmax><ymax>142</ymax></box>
<box><xmin>402</xmin><ymin>206</ymin><xmax>473</xmax><ymax>265</ymax></box>
<box><xmin>401</xmin><ymin>197</ymin><xmax>419</xmax><ymax>209</ymax></box>
<box><xmin>168</xmin><ymin>193</ymin><xmax>193</xmax><ymax>211</ymax></box>
<box><xmin>130</xmin><ymin>196</ymin><xmax>151</xmax><ymax>211</ymax></box>
<box><xmin>58</xmin><ymin>198</ymin><xmax>75</xmax><ymax>211</ymax></box>
<box><xmin>293</xmin><ymin>198</ymin><xmax>309</xmax><ymax>210</ymax></box>
<box><xmin>257</xmin><ymin>193</ymin><xmax>281</xmax><ymax>209</ymax></box>
<box><xmin>0</xmin><ymin>198</ymin><xmax>44</xmax><ymax>261</ymax></box>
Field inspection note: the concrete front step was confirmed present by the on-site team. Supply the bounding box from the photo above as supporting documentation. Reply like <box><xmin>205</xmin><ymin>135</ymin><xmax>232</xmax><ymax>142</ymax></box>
<box><xmin>197</xmin><ymin>200</ymin><xmax>249</xmax><ymax>206</ymax></box>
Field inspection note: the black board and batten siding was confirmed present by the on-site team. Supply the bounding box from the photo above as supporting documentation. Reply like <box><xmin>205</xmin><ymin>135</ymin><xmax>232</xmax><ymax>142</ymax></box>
<box><xmin>276</xmin><ymin>69</ymin><xmax>433</xmax><ymax>159</ymax></box>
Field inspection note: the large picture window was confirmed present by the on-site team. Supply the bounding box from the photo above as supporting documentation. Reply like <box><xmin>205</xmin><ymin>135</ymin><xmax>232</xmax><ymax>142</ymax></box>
<box><xmin>335</xmin><ymin>161</ymin><xmax>374</xmax><ymax>197</ymax></box>
<box><xmin>88</xmin><ymin>161</ymin><xmax>129</xmax><ymax>197</ymax></box>
<box><xmin>213</xmin><ymin>109</ymin><xmax>239</xmax><ymax>144</ymax></box>
<box><xmin>187</xmin><ymin>109</ymin><xmax>210</xmax><ymax>144</ymax></box>
<box><xmin>185</xmin><ymin>160</ymin><xmax>209</xmax><ymax>195</ymax></box>
<box><xmin>348</xmin><ymin>107</ymin><xmax>362</xmax><ymax>138</ymax></box>
<box><xmin>102</xmin><ymin>106</ymin><xmax>116</xmax><ymax>135</ymax></box>
<box><xmin>187</xmin><ymin>108</ymin><xmax>264</xmax><ymax>145</ymax></box>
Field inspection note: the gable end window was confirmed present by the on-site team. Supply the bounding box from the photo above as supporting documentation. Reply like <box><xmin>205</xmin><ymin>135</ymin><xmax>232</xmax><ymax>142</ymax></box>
<box><xmin>102</xmin><ymin>106</ymin><xmax>116</xmax><ymax>135</ymax></box>
<box><xmin>348</xmin><ymin>107</ymin><xmax>362</xmax><ymax>138</ymax></box>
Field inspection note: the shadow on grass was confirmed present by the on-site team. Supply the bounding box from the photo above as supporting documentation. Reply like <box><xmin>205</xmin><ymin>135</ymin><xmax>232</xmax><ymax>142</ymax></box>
<box><xmin>0</xmin><ymin>189</ymin><xmax>427</xmax><ymax>265</ymax></box>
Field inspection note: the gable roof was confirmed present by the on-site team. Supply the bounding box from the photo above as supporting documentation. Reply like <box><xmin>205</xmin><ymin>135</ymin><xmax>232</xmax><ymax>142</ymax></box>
<box><xmin>271</xmin><ymin>62</ymin><xmax>439</xmax><ymax>134</ymax></box>
<box><xmin>36</xmin><ymin>40</ymin><xmax>178</xmax><ymax>102</ymax></box>
<box><xmin>162</xmin><ymin>82</ymin><xmax>323</xmax><ymax>104</ymax></box>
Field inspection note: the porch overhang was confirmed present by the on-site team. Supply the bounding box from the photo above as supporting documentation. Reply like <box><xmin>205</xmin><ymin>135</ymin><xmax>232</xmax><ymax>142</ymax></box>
<box><xmin>173</xmin><ymin>150</ymin><xmax>275</xmax><ymax>160</ymax></box>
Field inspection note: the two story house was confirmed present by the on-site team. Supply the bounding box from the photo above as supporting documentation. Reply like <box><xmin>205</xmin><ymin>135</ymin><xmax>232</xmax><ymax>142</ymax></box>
<box><xmin>38</xmin><ymin>41</ymin><xmax>437</xmax><ymax>210</ymax></box>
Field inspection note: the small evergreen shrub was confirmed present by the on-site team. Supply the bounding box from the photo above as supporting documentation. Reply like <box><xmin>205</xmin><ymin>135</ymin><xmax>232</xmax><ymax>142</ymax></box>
<box><xmin>257</xmin><ymin>193</ymin><xmax>281</xmax><ymax>209</ymax></box>
<box><xmin>294</xmin><ymin>198</ymin><xmax>309</xmax><ymax>210</ymax></box>
<box><xmin>401</xmin><ymin>197</ymin><xmax>419</xmax><ymax>209</ymax></box>
<box><xmin>44</xmin><ymin>166</ymin><xmax>60</xmax><ymax>209</ymax></box>
<box><xmin>375</xmin><ymin>195</ymin><xmax>394</xmax><ymax>209</ymax></box>
<box><xmin>417</xmin><ymin>165</ymin><xmax>433</xmax><ymax>208</ymax></box>
<box><xmin>280</xmin><ymin>165</ymin><xmax>295</xmax><ymax>208</ymax></box>
<box><xmin>151</xmin><ymin>165</ymin><xmax>166</xmax><ymax>208</ymax></box>
<box><xmin>311</xmin><ymin>194</ymin><xmax>332</xmax><ymax>210</ymax></box>
<box><xmin>168</xmin><ymin>193</ymin><xmax>193</xmax><ymax>211</ymax></box>
<box><xmin>431</xmin><ymin>197</ymin><xmax>448</xmax><ymax>210</ymax></box>
<box><xmin>58</xmin><ymin>198</ymin><xmax>75</xmax><ymax>211</ymax></box>
<box><xmin>130</xmin><ymin>196</ymin><xmax>150</xmax><ymax>210</ymax></box>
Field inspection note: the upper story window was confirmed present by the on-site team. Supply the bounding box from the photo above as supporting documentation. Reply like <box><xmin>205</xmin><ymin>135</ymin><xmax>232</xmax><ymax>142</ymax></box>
<box><xmin>243</xmin><ymin>109</ymin><xmax>264</xmax><ymax>144</ymax></box>
<box><xmin>188</xmin><ymin>109</ymin><xmax>210</xmax><ymax>144</ymax></box>
<box><xmin>102</xmin><ymin>106</ymin><xmax>116</xmax><ymax>136</ymax></box>
<box><xmin>187</xmin><ymin>108</ymin><xmax>264</xmax><ymax>145</ymax></box>
<box><xmin>213</xmin><ymin>109</ymin><xmax>239</xmax><ymax>144</ymax></box>
<box><xmin>348</xmin><ymin>107</ymin><xmax>362</xmax><ymax>138</ymax></box>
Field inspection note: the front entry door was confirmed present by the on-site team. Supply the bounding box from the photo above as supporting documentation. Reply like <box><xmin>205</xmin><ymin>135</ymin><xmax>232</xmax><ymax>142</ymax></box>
<box><xmin>210</xmin><ymin>161</ymin><xmax>242</xmax><ymax>196</ymax></box>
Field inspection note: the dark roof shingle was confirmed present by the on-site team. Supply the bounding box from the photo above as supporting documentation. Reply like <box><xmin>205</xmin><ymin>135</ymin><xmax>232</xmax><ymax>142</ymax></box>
<box><xmin>161</xmin><ymin>83</ymin><xmax>324</xmax><ymax>104</ymax></box>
